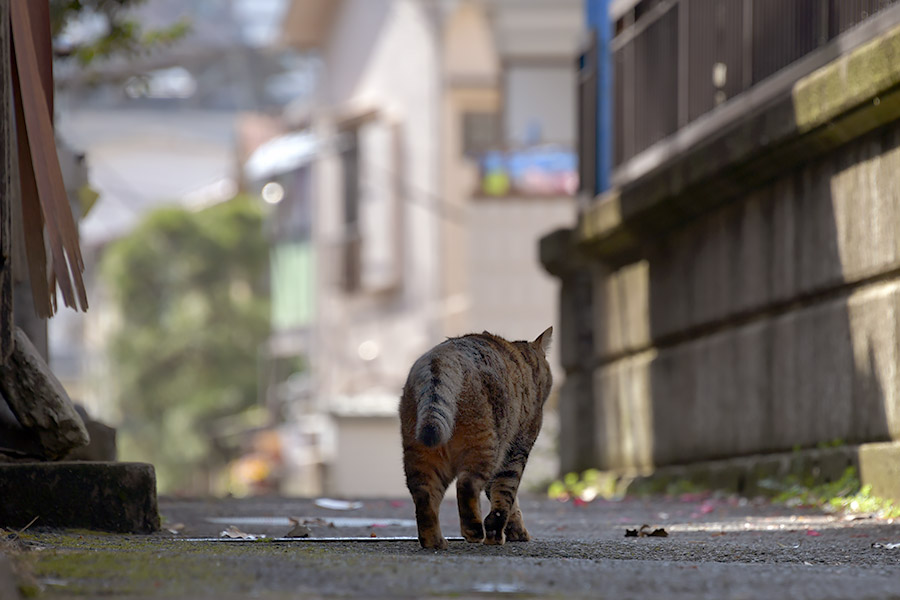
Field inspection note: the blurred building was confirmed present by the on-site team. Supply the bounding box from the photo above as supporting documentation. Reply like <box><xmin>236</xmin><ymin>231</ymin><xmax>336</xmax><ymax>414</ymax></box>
<box><xmin>51</xmin><ymin>0</ymin><xmax>313</xmax><ymax>492</ymax></box>
<box><xmin>261</xmin><ymin>0</ymin><xmax>582</xmax><ymax>496</ymax></box>
<box><xmin>544</xmin><ymin>0</ymin><xmax>900</xmax><ymax>493</ymax></box>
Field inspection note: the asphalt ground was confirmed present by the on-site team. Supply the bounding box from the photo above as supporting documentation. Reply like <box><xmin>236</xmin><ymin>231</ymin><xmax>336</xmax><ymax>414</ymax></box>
<box><xmin>8</xmin><ymin>492</ymin><xmax>900</xmax><ymax>599</ymax></box>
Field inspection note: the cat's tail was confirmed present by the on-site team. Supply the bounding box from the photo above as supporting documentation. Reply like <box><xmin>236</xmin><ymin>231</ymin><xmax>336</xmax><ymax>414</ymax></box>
<box><xmin>412</xmin><ymin>353</ymin><xmax>461</xmax><ymax>448</ymax></box>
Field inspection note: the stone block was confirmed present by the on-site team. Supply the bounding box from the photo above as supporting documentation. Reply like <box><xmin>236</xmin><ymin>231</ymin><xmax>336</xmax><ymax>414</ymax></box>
<box><xmin>846</xmin><ymin>282</ymin><xmax>900</xmax><ymax>441</ymax></box>
<box><xmin>601</xmin><ymin>279</ymin><xmax>900</xmax><ymax>468</ymax></box>
<box><xmin>649</xmin><ymin>327</ymin><xmax>768</xmax><ymax>466</ymax></box>
<box><xmin>770</xmin><ymin>297</ymin><xmax>856</xmax><ymax>451</ymax></box>
<box><xmin>65</xmin><ymin>405</ymin><xmax>117</xmax><ymax>462</ymax></box>
<box><xmin>593</xmin><ymin>261</ymin><xmax>649</xmax><ymax>360</ymax></box>
<box><xmin>558</xmin><ymin>269</ymin><xmax>593</xmax><ymax>373</ymax></box>
<box><xmin>0</xmin><ymin>396</ymin><xmax>42</xmax><ymax>458</ymax></box>
<box><xmin>858</xmin><ymin>441</ymin><xmax>900</xmax><ymax>503</ymax></box>
<box><xmin>0</xmin><ymin>462</ymin><xmax>160</xmax><ymax>533</ymax></box>
<box><xmin>640</xmin><ymin>121</ymin><xmax>900</xmax><ymax>345</ymax></box>
<box><xmin>557</xmin><ymin>372</ymin><xmax>597</xmax><ymax>474</ymax></box>
<box><xmin>593</xmin><ymin>352</ymin><xmax>654</xmax><ymax>471</ymax></box>
<box><xmin>0</xmin><ymin>328</ymin><xmax>88</xmax><ymax>459</ymax></box>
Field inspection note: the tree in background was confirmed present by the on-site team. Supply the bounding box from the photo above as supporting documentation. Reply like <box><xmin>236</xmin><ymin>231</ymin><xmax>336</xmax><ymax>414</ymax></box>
<box><xmin>101</xmin><ymin>195</ymin><xmax>270</xmax><ymax>494</ymax></box>
<box><xmin>50</xmin><ymin>0</ymin><xmax>189</xmax><ymax>65</ymax></box>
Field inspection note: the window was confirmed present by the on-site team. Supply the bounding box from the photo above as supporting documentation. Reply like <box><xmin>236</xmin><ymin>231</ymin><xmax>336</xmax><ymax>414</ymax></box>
<box><xmin>339</xmin><ymin>118</ymin><xmax>402</xmax><ymax>294</ymax></box>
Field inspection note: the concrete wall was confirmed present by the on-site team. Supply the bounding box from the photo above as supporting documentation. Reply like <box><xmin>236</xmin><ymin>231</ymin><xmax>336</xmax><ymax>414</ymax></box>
<box><xmin>544</xmin><ymin>22</ymin><xmax>900</xmax><ymax>475</ymax></box>
<box><xmin>466</xmin><ymin>198</ymin><xmax>573</xmax><ymax>356</ymax></box>
<box><xmin>505</xmin><ymin>66</ymin><xmax>577</xmax><ymax>146</ymax></box>
<box><xmin>329</xmin><ymin>415</ymin><xmax>406</xmax><ymax>497</ymax></box>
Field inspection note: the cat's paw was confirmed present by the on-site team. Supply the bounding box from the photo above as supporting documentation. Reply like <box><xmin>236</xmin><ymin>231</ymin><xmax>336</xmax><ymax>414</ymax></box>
<box><xmin>483</xmin><ymin>529</ymin><xmax>506</xmax><ymax>545</ymax></box>
<box><xmin>504</xmin><ymin>522</ymin><xmax>530</xmax><ymax>542</ymax></box>
<box><xmin>419</xmin><ymin>535</ymin><xmax>449</xmax><ymax>550</ymax></box>
<box><xmin>483</xmin><ymin>510</ymin><xmax>508</xmax><ymax>545</ymax></box>
<box><xmin>461</xmin><ymin>523</ymin><xmax>485</xmax><ymax>543</ymax></box>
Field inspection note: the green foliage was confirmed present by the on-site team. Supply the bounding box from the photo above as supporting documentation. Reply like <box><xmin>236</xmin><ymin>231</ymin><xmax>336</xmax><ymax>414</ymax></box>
<box><xmin>759</xmin><ymin>466</ymin><xmax>900</xmax><ymax>518</ymax></box>
<box><xmin>101</xmin><ymin>195</ymin><xmax>270</xmax><ymax>493</ymax></box>
<box><xmin>50</xmin><ymin>0</ymin><xmax>190</xmax><ymax>66</ymax></box>
<box><xmin>547</xmin><ymin>469</ymin><xmax>618</xmax><ymax>502</ymax></box>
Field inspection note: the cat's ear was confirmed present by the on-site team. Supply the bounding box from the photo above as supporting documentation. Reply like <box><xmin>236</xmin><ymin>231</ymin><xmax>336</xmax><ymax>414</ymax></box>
<box><xmin>532</xmin><ymin>326</ymin><xmax>553</xmax><ymax>354</ymax></box>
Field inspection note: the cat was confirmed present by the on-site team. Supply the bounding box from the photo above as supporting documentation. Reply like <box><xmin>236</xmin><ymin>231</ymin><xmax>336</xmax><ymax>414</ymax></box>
<box><xmin>399</xmin><ymin>327</ymin><xmax>553</xmax><ymax>550</ymax></box>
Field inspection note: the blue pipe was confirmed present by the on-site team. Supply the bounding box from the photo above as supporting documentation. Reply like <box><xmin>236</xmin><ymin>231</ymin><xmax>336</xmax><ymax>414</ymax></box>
<box><xmin>586</xmin><ymin>0</ymin><xmax>611</xmax><ymax>194</ymax></box>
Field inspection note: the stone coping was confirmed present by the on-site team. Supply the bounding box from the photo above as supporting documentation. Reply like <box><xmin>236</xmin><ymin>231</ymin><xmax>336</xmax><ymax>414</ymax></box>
<box><xmin>0</xmin><ymin>461</ymin><xmax>160</xmax><ymax>533</ymax></box>
<box><xmin>548</xmin><ymin>22</ymin><xmax>900</xmax><ymax>268</ymax></box>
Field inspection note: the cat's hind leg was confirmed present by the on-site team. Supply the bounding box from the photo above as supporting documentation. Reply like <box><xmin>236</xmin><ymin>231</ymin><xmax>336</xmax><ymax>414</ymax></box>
<box><xmin>503</xmin><ymin>497</ymin><xmax>530</xmax><ymax>541</ymax></box>
<box><xmin>456</xmin><ymin>473</ymin><xmax>486</xmax><ymax>543</ymax></box>
<box><xmin>484</xmin><ymin>439</ymin><xmax>535</xmax><ymax>545</ymax></box>
<box><xmin>404</xmin><ymin>450</ymin><xmax>452</xmax><ymax>550</ymax></box>
<box><xmin>484</xmin><ymin>468</ymin><xmax>523</xmax><ymax>545</ymax></box>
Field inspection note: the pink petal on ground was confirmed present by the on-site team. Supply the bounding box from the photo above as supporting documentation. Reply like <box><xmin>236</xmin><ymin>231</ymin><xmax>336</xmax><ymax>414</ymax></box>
<box><xmin>699</xmin><ymin>501</ymin><xmax>716</xmax><ymax>515</ymax></box>
<box><xmin>806</xmin><ymin>529</ymin><xmax>821</xmax><ymax>537</ymax></box>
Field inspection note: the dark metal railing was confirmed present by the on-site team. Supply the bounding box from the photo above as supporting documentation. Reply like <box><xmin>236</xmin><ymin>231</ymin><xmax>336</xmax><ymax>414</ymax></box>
<box><xmin>611</xmin><ymin>0</ymin><xmax>900</xmax><ymax>168</ymax></box>
<box><xmin>578</xmin><ymin>31</ymin><xmax>599</xmax><ymax>198</ymax></box>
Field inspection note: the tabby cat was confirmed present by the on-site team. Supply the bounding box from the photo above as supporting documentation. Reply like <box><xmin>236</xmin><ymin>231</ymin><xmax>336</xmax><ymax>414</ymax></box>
<box><xmin>399</xmin><ymin>327</ymin><xmax>553</xmax><ymax>550</ymax></box>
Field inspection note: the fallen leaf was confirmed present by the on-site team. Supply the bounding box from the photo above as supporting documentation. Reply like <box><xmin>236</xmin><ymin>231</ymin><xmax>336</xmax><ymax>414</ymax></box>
<box><xmin>872</xmin><ymin>542</ymin><xmax>900</xmax><ymax>549</ymax></box>
<box><xmin>166</xmin><ymin>523</ymin><xmax>185</xmax><ymax>535</ymax></box>
<box><xmin>285</xmin><ymin>524</ymin><xmax>311</xmax><ymax>538</ymax></box>
<box><xmin>626</xmin><ymin>524</ymin><xmax>669</xmax><ymax>538</ymax></box>
<box><xmin>315</xmin><ymin>498</ymin><xmax>363</xmax><ymax>511</ymax></box>
<box><xmin>220</xmin><ymin>526</ymin><xmax>258</xmax><ymax>540</ymax></box>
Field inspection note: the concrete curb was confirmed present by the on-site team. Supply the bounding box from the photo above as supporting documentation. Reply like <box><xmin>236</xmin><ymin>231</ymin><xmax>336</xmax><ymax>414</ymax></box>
<box><xmin>858</xmin><ymin>442</ymin><xmax>900</xmax><ymax>503</ymax></box>
<box><xmin>0</xmin><ymin>461</ymin><xmax>160</xmax><ymax>533</ymax></box>
<box><xmin>588</xmin><ymin>443</ymin><xmax>900</xmax><ymax>503</ymax></box>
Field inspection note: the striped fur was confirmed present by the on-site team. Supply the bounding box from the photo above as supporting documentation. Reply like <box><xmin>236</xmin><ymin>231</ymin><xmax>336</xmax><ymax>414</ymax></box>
<box><xmin>399</xmin><ymin>327</ymin><xmax>553</xmax><ymax>550</ymax></box>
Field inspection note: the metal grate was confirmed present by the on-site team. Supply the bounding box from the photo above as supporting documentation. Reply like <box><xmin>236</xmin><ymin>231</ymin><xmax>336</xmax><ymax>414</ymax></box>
<box><xmin>687</xmin><ymin>0</ymin><xmax>745</xmax><ymax>121</ymax></box>
<box><xmin>614</xmin><ymin>47</ymin><xmax>628</xmax><ymax>166</ymax></box>
<box><xmin>633</xmin><ymin>6</ymin><xmax>680</xmax><ymax>154</ymax></box>
<box><xmin>578</xmin><ymin>32</ymin><xmax>599</xmax><ymax>195</ymax></box>
<box><xmin>610</xmin><ymin>0</ymin><xmax>900</xmax><ymax>169</ymax></box>
<box><xmin>829</xmin><ymin>0</ymin><xmax>900</xmax><ymax>38</ymax></box>
<box><xmin>751</xmin><ymin>0</ymin><xmax>823</xmax><ymax>84</ymax></box>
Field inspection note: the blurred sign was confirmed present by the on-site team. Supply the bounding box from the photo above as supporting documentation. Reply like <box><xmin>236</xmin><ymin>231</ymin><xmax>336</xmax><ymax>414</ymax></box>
<box><xmin>479</xmin><ymin>145</ymin><xmax>578</xmax><ymax>197</ymax></box>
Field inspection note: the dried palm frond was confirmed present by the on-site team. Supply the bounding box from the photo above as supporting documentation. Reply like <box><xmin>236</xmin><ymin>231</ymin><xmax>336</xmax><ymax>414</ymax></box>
<box><xmin>10</xmin><ymin>0</ymin><xmax>88</xmax><ymax>317</ymax></box>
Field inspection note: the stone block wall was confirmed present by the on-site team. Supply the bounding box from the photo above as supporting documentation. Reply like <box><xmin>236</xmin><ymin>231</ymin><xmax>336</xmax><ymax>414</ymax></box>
<box><xmin>543</xmin><ymin>23</ymin><xmax>900</xmax><ymax>475</ymax></box>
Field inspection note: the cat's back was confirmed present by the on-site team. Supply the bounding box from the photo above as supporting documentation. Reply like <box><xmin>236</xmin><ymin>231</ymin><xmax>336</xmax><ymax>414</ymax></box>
<box><xmin>435</xmin><ymin>331</ymin><xmax>527</xmax><ymax>387</ymax></box>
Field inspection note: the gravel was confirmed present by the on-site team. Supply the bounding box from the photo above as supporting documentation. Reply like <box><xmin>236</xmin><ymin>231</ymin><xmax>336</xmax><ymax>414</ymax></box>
<box><xmin>14</xmin><ymin>492</ymin><xmax>900</xmax><ymax>599</ymax></box>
